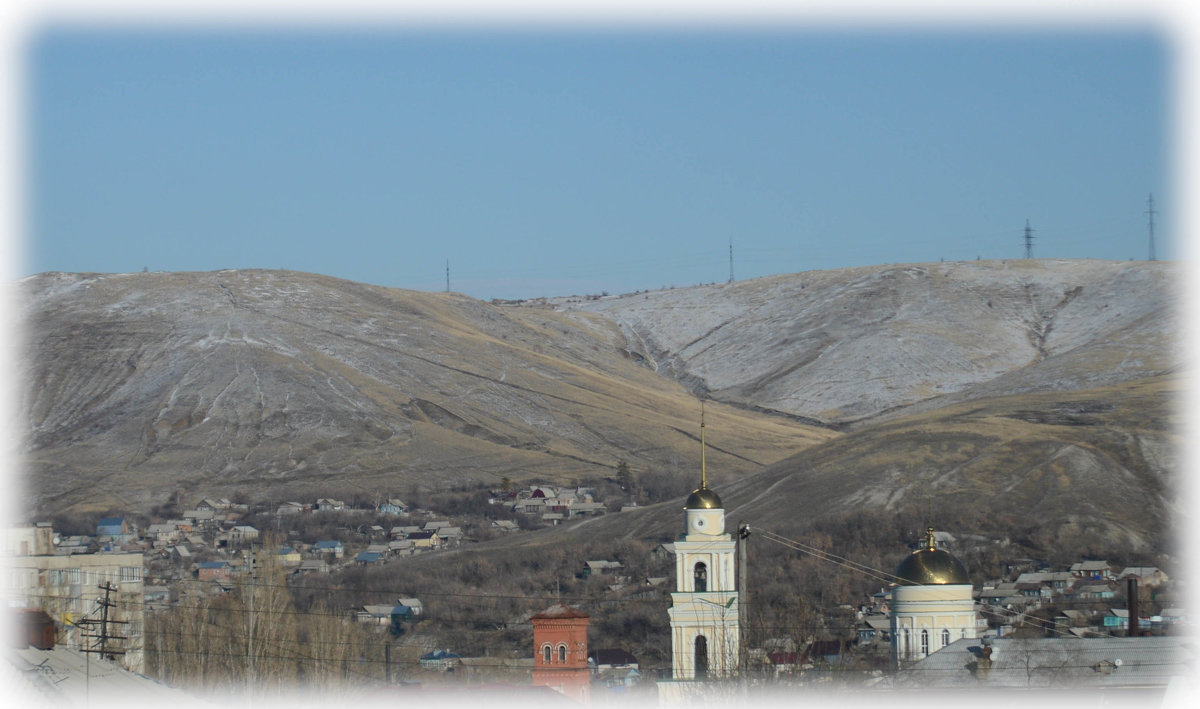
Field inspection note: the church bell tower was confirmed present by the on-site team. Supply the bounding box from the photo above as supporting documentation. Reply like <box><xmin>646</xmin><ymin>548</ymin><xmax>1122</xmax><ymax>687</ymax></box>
<box><xmin>667</xmin><ymin>404</ymin><xmax>740</xmax><ymax>679</ymax></box>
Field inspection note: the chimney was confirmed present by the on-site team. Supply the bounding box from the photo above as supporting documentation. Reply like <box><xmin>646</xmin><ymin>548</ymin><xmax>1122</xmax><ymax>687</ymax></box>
<box><xmin>1127</xmin><ymin>577</ymin><xmax>1139</xmax><ymax>636</ymax></box>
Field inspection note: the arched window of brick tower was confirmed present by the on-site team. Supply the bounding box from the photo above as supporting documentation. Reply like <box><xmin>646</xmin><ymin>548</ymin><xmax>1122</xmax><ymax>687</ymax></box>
<box><xmin>694</xmin><ymin>562</ymin><xmax>707</xmax><ymax>592</ymax></box>
<box><xmin>695</xmin><ymin>635</ymin><xmax>709</xmax><ymax>677</ymax></box>
<box><xmin>542</xmin><ymin>644</ymin><xmax>551</xmax><ymax>664</ymax></box>
<box><xmin>558</xmin><ymin>644</ymin><xmax>567</xmax><ymax>663</ymax></box>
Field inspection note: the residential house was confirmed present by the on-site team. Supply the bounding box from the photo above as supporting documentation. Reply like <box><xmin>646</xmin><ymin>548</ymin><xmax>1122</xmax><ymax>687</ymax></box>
<box><xmin>407</xmin><ymin>531</ymin><xmax>440</xmax><ymax>550</ymax></box>
<box><xmin>225</xmin><ymin>525</ymin><xmax>259</xmax><ymax>546</ymax></box>
<box><xmin>145</xmin><ymin>523</ymin><xmax>181</xmax><ymax>547</ymax></box>
<box><xmin>1070</xmin><ymin>560</ymin><xmax>1114</xmax><ymax>579</ymax></box>
<box><xmin>1072</xmin><ymin>581</ymin><xmax>1117</xmax><ymax>601</ymax></box>
<box><xmin>97</xmin><ymin>518</ymin><xmax>132</xmax><ymax>544</ymax></box>
<box><xmin>397</xmin><ymin>597</ymin><xmax>424</xmax><ymax>616</ymax></box>
<box><xmin>438</xmin><ymin>527</ymin><xmax>465</xmax><ymax>545</ymax></box>
<box><xmin>378</xmin><ymin>499</ymin><xmax>408</xmax><ymax>516</ymax></box>
<box><xmin>423</xmin><ymin>520</ymin><xmax>450</xmax><ymax>531</ymax></box>
<box><xmin>313</xmin><ymin>540</ymin><xmax>344</xmax><ymax>558</ymax></box>
<box><xmin>856</xmin><ymin>614</ymin><xmax>892</xmax><ymax>644</ymax></box>
<box><xmin>567</xmin><ymin>501</ymin><xmax>606</xmax><ymax>518</ymax></box>
<box><xmin>276</xmin><ymin>547</ymin><xmax>302</xmax><ymax>567</ymax></box>
<box><xmin>197</xmin><ymin>561</ymin><xmax>232</xmax><ymax>582</ymax></box>
<box><xmin>388</xmin><ymin>539</ymin><xmax>415</xmax><ymax>556</ymax></box>
<box><xmin>275</xmin><ymin>502</ymin><xmax>310</xmax><ymax>516</ymax></box>
<box><xmin>182</xmin><ymin>509</ymin><xmax>216</xmax><ymax>527</ymax></box>
<box><xmin>651</xmin><ymin>543</ymin><xmax>676</xmax><ymax>560</ymax></box>
<box><xmin>1118</xmin><ymin>567</ymin><xmax>1169</xmax><ymax>588</ymax></box>
<box><xmin>583</xmin><ymin>560</ymin><xmax>624</xmax><ymax>578</ymax></box>
<box><xmin>357</xmin><ymin>604</ymin><xmax>412</xmax><ymax>626</ymax></box>
<box><xmin>315</xmin><ymin>498</ymin><xmax>346</xmax><ymax>512</ymax></box>
<box><xmin>492</xmin><ymin>520</ymin><xmax>519</xmax><ymax>533</ymax></box>
<box><xmin>195</xmin><ymin>498</ymin><xmax>232</xmax><ymax>512</ymax></box>
<box><xmin>296</xmin><ymin>559</ymin><xmax>330</xmax><ymax>575</ymax></box>
<box><xmin>355</xmin><ymin>551</ymin><xmax>383</xmax><ymax>566</ymax></box>
<box><xmin>588</xmin><ymin>648</ymin><xmax>640</xmax><ymax>689</ymax></box>
<box><xmin>419</xmin><ymin>649</ymin><xmax>461</xmax><ymax>671</ymax></box>
<box><xmin>514</xmin><ymin>498</ymin><xmax>546</xmax><ymax>515</ymax></box>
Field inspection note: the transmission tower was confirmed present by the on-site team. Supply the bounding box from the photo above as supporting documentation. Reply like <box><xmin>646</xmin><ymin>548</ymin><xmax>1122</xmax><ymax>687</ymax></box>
<box><xmin>1023</xmin><ymin>219</ymin><xmax>1035</xmax><ymax>259</ymax></box>
<box><xmin>1146</xmin><ymin>194</ymin><xmax>1157</xmax><ymax>261</ymax></box>
<box><xmin>728</xmin><ymin>238</ymin><xmax>734</xmax><ymax>284</ymax></box>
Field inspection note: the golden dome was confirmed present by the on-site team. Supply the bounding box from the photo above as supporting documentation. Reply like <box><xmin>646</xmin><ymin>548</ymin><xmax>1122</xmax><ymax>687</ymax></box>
<box><xmin>894</xmin><ymin>528</ymin><xmax>970</xmax><ymax>586</ymax></box>
<box><xmin>685</xmin><ymin>486</ymin><xmax>723</xmax><ymax>510</ymax></box>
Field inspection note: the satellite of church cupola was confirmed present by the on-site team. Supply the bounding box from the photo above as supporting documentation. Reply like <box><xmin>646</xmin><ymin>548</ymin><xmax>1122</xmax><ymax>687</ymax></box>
<box><xmin>665</xmin><ymin>405</ymin><xmax>740</xmax><ymax>684</ymax></box>
<box><xmin>889</xmin><ymin>527</ymin><xmax>978</xmax><ymax>668</ymax></box>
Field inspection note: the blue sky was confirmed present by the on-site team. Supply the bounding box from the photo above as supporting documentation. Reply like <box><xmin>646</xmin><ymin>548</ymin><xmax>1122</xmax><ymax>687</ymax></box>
<box><xmin>24</xmin><ymin>23</ymin><xmax>1172</xmax><ymax>300</ymax></box>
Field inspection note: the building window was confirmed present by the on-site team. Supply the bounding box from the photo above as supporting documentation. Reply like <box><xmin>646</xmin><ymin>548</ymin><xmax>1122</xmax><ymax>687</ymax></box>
<box><xmin>694</xmin><ymin>562</ymin><xmax>707</xmax><ymax>592</ymax></box>
<box><xmin>920</xmin><ymin>629</ymin><xmax>929</xmax><ymax>656</ymax></box>
<box><xmin>941</xmin><ymin>628</ymin><xmax>950</xmax><ymax>648</ymax></box>
<box><xmin>694</xmin><ymin>635</ymin><xmax>709</xmax><ymax>677</ymax></box>
<box><xmin>558</xmin><ymin>644</ymin><xmax>567</xmax><ymax>663</ymax></box>
<box><xmin>121</xmin><ymin>567</ymin><xmax>141</xmax><ymax>583</ymax></box>
<box><xmin>542</xmin><ymin>644</ymin><xmax>552</xmax><ymax>664</ymax></box>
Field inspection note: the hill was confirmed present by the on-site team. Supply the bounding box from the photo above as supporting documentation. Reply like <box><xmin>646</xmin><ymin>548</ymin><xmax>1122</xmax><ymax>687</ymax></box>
<box><xmin>15</xmin><ymin>259</ymin><xmax>1179</xmax><ymax>558</ymax></box>
<box><xmin>559</xmin><ymin>259</ymin><xmax>1175</xmax><ymax>426</ymax></box>
<box><xmin>17</xmin><ymin>269</ymin><xmax>827</xmax><ymax>514</ymax></box>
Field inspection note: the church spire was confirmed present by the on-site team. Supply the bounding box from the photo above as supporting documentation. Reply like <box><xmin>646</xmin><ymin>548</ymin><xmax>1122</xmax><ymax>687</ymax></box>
<box><xmin>685</xmin><ymin>399</ymin><xmax>722</xmax><ymax>510</ymax></box>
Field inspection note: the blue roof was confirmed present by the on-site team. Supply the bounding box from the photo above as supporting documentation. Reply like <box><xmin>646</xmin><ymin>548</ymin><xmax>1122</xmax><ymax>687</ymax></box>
<box><xmin>355</xmin><ymin>551</ymin><xmax>382</xmax><ymax>562</ymax></box>
<box><xmin>315</xmin><ymin>540</ymin><xmax>343</xmax><ymax>549</ymax></box>
<box><xmin>198</xmin><ymin>561</ymin><xmax>229</xmax><ymax>569</ymax></box>
<box><xmin>98</xmin><ymin>518</ymin><xmax>124</xmax><ymax>526</ymax></box>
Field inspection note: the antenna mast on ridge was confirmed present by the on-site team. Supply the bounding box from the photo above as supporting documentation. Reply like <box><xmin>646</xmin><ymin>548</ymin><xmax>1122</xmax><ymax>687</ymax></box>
<box><xmin>1146</xmin><ymin>194</ymin><xmax>1158</xmax><ymax>261</ymax></box>
<box><xmin>700</xmin><ymin>399</ymin><xmax>708</xmax><ymax>490</ymax></box>
<box><xmin>1023</xmin><ymin>219</ymin><xmax>1035</xmax><ymax>259</ymax></box>
<box><xmin>728</xmin><ymin>238</ymin><xmax>734</xmax><ymax>284</ymax></box>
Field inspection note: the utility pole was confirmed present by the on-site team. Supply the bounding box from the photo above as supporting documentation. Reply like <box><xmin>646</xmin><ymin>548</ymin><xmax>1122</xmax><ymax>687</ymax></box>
<box><xmin>728</xmin><ymin>238</ymin><xmax>734</xmax><ymax>284</ymax></box>
<box><xmin>1146</xmin><ymin>194</ymin><xmax>1158</xmax><ymax>261</ymax></box>
<box><xmin>737</xmin><ymin>522</ymin><xmax>750</xmax><ymax>671</ymax></box>
<box><xmin>445</xmin><ymin>259</ymin><xmax>451</xmax><ymax>293</ymax></box>
<box><xmin>79</xmin><ymin>582</ymin><xmax>127</xmax><ymax>662</ymax></box>
<box><xmin>246</xmin><ymin>547</ymin><xmax>256</xmax><ymax>696</ymax></box>
<box><xmin>1023</xmin><ymin>219</ymin><xmax>1035</xmax><ymax>259</ymax></box>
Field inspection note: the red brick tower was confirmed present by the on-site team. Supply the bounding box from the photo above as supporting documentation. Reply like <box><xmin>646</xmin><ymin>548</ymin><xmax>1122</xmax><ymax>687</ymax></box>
<box><xmin>531</xmin><ymin>604</ymin><xmax>590</xmax><ymax>704</ymax></box>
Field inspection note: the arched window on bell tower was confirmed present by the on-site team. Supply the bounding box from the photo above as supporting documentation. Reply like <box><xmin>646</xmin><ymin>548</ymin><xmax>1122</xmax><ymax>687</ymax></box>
<box><xmin>694</xmin><ymin>635</ymin><xmax>709</xmax><ymax>677</ymax></box>
<box><xmin>542</xmin><ymin>644</ymin><xmax>551</xmax><ymax>664</ymax></box>
<box><xmin>694</xmin><ymin>562</ymin><xmax>707</xmax><ymax>592</ymax></box>
<box><xmin>558</xmin><ymin>644</ymin><xmax>567</xmax><ymax>663</ymax></box>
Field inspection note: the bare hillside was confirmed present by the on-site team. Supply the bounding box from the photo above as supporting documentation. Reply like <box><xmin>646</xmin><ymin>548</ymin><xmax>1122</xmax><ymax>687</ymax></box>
<box><xmin>18</xmin><ymin>270</ymin><xmax>826</xmax><ymax>513</ymax></box>
<box><xmin>16</xmin><ymin>258</ymin><xmax>1177</xmax><ymax>550</ymax></box>
<box><xmin>560</xmin><ymin>259</ymin><xmax>1176</xmax><ymax>425</ymax></box>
